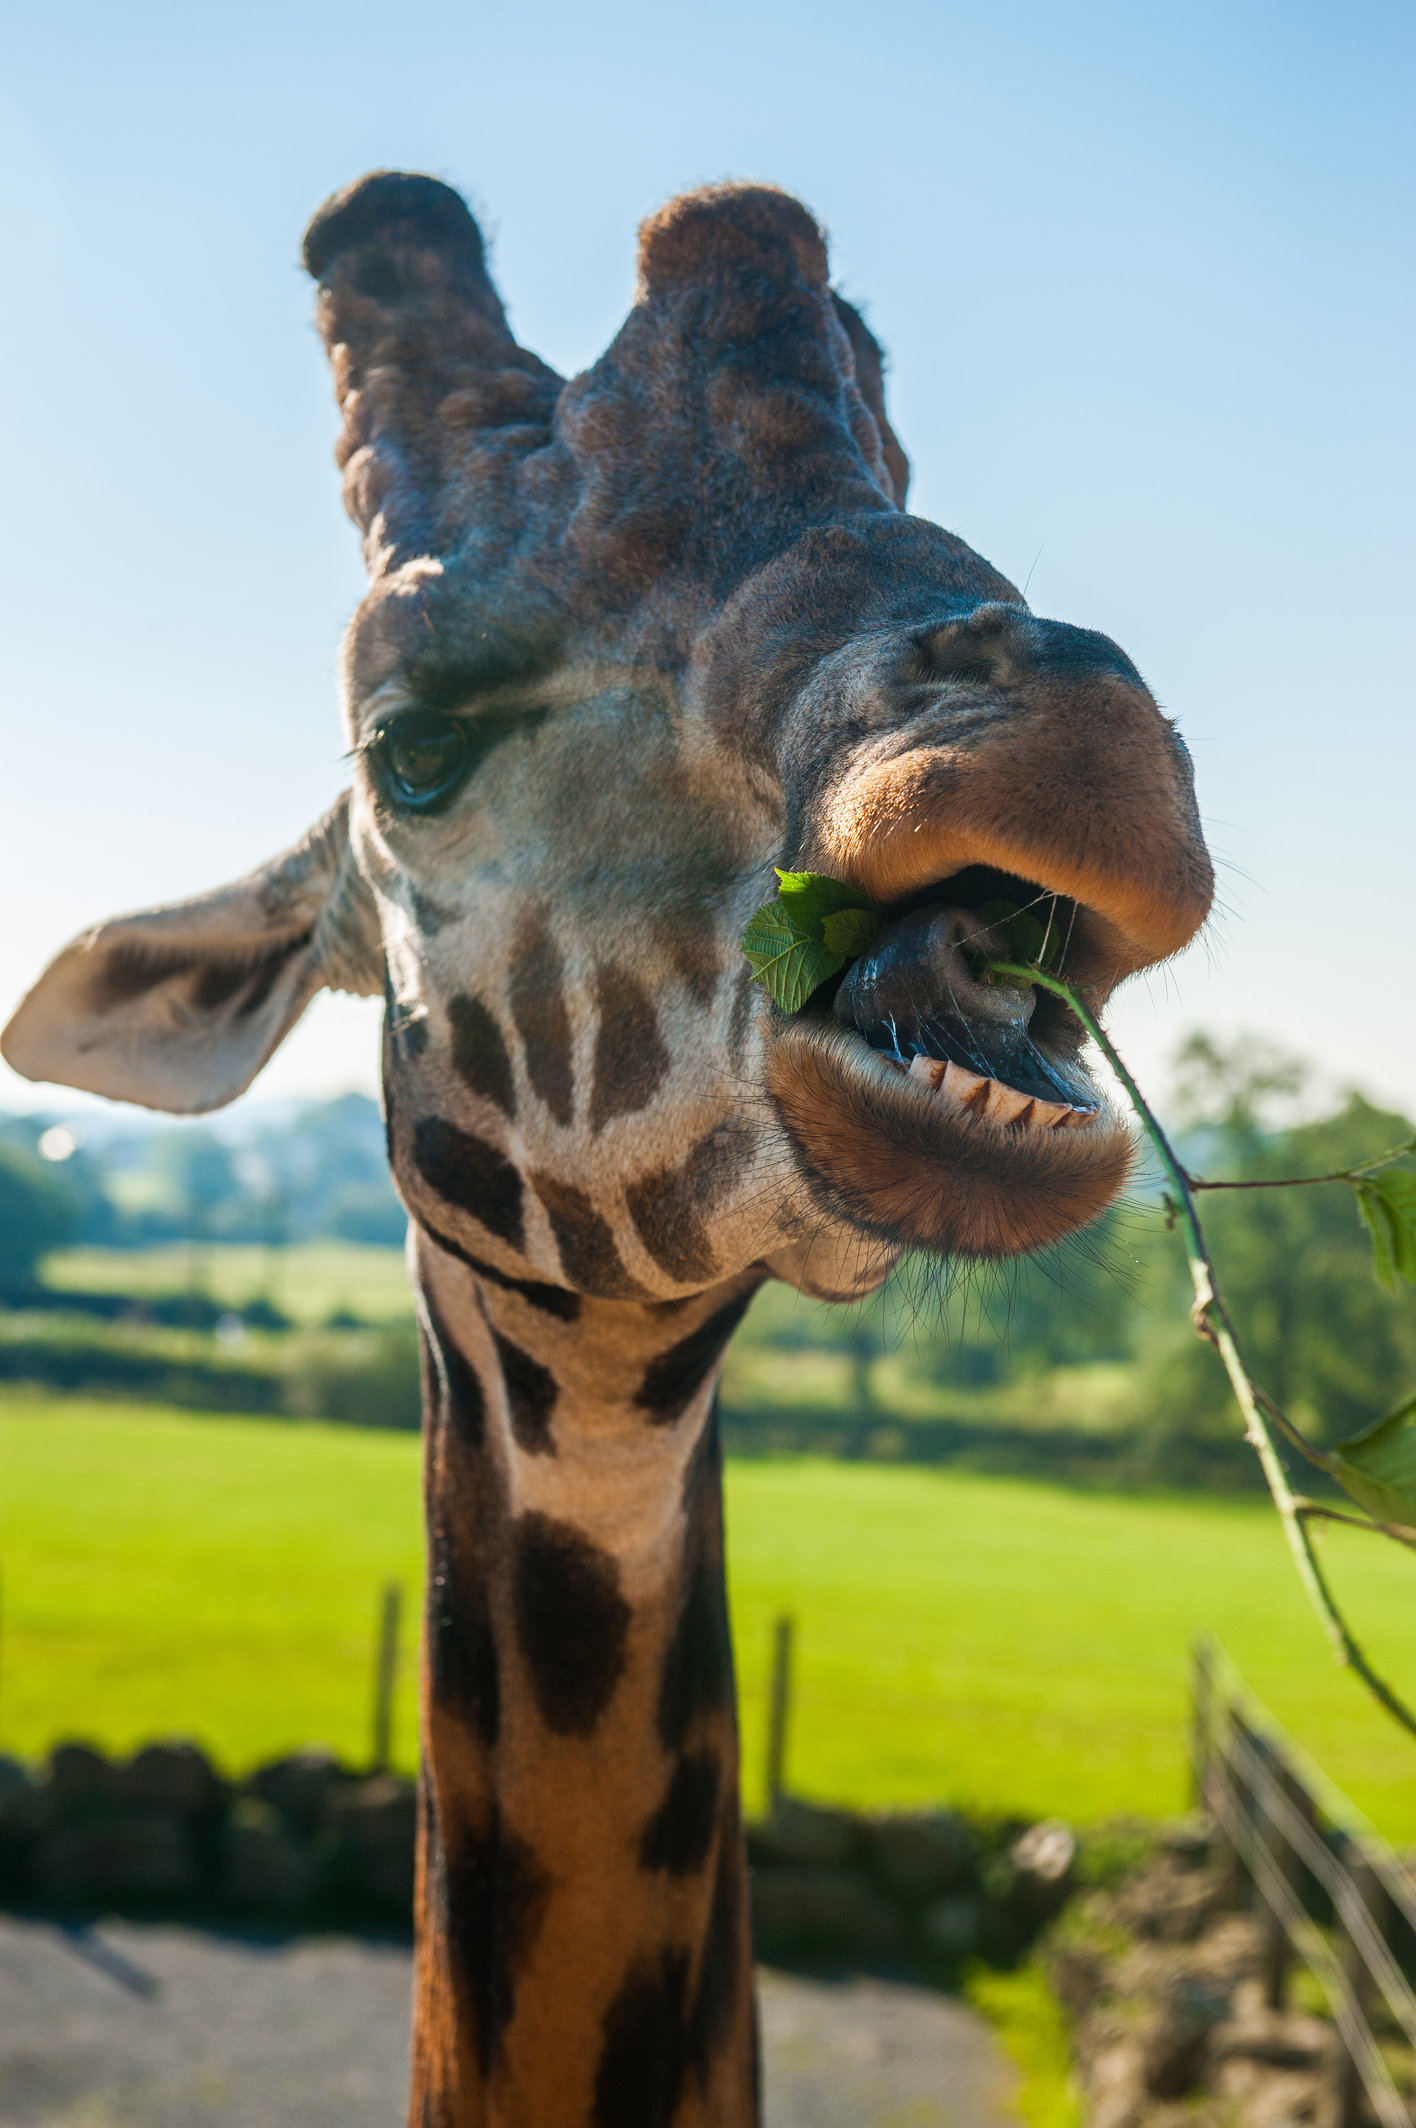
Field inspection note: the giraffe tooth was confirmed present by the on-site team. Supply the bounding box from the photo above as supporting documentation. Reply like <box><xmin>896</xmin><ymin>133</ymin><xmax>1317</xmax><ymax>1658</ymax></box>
<box><xmin>942</xmin><ymin>1061</ymin><xmax>990</xmax><ymax>1114</ymax></box>
<box><xmin>981</xmin><ymin>1080</ymin><xmax>1034</xmax><ymax>1126</ymax></box>
<box><xmin>907</xmin><ymin>1055</ymin><xmax>1096</xmax><ymax>1133</ymax></box>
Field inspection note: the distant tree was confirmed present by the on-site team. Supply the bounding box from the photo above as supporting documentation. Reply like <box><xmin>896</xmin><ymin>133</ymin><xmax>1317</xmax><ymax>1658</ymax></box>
<box><xmin>883</xmin><ymin>1035</ymin><xmax>1416</xmax><ymax>1449</ymax></box>
<box><xmin>0</xmin><ymin>1093</ymin><xmax>407</xmax><ymax>1250</ymax></box>
<box><xmin>249</xmin><ymin>1094</ymin><xmax>402</xmax><ymax>1244</ymax></box>
<box><xmin>325</xmin><ymin>1181</ymin><xmax>408</xmax><ymax>1248</ymax></box>
<box><xmin>1164</xmin><ymin>1090</ymin><xmax>1416</xmax><ymax>1444</ymax></box>
<box><xmin>0</xmin><ymin>1144</ymin><xmax>80</xmax><ymax>1296</ymax></box>
<box><xmin>900</xmin><ymin>1206</ymin><xmax>1157</xmax><ymax>1390</ymax></box>
<box><xmin>152</xmin><ymin>1130</ymin><xmax>239</xmax><ymax>1224</ymax></box>
<box><xmin>1169</xmin><ymin>1029</ymin><xmax>1308</xmax><ymax>1138</ymax></box>
<box><xmin>0</xmin><ymin>1115</ymin><xmax>119</xmax><ymax>1247</ymax></box>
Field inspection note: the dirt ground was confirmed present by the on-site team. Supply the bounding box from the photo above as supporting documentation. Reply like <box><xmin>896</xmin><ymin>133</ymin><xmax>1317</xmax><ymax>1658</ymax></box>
<box><xmin>0</xmin><ymin>1915</ymin><xmax>1019</xmax><ymax>2127</ymax></box>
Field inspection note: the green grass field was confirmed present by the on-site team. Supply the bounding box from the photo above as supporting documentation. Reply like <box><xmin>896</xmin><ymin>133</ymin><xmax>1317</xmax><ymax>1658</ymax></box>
<box><xmin>3</xmin><ymin>1392</ymin><xmax>1416</xmax><ymax>1835</ymax></box>
<box><xmin>46</xmin><ymin>1244</ymin><xmax>415</xmax><ymax>1324</ymax></box>
<box><xmin>37</xmin><ymin>1248</ymin><xmax>1143</xmax><ymax>1435</ymax></box>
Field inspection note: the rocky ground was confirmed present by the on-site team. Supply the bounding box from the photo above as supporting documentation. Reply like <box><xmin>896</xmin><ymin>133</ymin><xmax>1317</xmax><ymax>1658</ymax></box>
<box><xmin>1049</xmin><ymin>1830</ymin><xmax>1380</xmax><ymax>2128</ymax></box>
<box><xmin>0</xmin><ymin>1915</ymin><xmax>1020</xmax><ymax>2128</ymax></box>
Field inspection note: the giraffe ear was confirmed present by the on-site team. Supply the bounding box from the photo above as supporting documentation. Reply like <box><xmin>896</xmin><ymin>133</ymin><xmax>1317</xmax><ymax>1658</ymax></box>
<box><xmin>1</xmin><ymin>797</ymin><xmax>384</xmax><ymax>1115</ymax></box>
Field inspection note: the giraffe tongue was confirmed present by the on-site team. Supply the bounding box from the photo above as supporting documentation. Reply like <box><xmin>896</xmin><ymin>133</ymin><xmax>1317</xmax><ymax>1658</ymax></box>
<box><xmin>833</xmin><ymin>902</ymin><xmax>1099</xmax><ymax>1119</ymax></box>
<box><xmin>834</xmin><ymin>903</ymin><xmax>1029</xmax><ymax>1052</ymax></box>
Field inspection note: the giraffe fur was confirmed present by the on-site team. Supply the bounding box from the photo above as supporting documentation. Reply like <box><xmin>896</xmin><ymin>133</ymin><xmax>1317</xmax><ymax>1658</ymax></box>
<box><xmin>3</xmin><ymin>169</ymin><xmax>1214</xmax><ymax>2125</ymax></box>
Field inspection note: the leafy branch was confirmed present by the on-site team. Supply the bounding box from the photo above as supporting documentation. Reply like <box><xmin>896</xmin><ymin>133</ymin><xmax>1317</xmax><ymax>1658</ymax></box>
<box><xmin>990</xmin><ymin>959</ymin><xmax>1416</xmax><ymax>1740</ymax></box>
<box><xmin>1190</xmin><ymin>1147</ymin><xmax>1416</xmax><ymax>1297</ymax></box>
<box><xmin>739</xmin><ymin>871</ymin><xmax>1416</xmax><ymax>1732</ymax></box>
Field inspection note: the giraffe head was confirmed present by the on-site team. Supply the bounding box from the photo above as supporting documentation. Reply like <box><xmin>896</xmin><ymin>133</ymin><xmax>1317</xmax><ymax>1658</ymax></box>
<box><xmin>3</xmin><ymin>174</ymin><xmax>1211</xmax><ymax>1301</ymax></box>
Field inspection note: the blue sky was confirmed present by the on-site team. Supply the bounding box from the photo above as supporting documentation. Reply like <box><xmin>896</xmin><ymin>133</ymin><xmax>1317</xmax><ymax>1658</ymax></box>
<box><xmin>2</xmin><ymin>0</ymin><xmax>1412</xmax><ymax>1120</ymax></box>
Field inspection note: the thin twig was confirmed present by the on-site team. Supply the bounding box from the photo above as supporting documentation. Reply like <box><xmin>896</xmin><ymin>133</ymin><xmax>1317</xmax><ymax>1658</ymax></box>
<box><xmin>1251</xmin><ymin>1385</ymin><xmax>1339</xmax><ymax>1480</ymax></box>
<box><xmin>1294</xmin><ymin>1501</ymin><xmax>1416</xmax><ymax>1553</ymax></box>
<box><xmin>1191</xmin><ymin>1137</ymin><xmax>1416</xmax><ymax>1193</ymax></box>
<box><xmin>989</xmin><ymin>960</ymin><xmax>1416</xmax><ymax>1742</ymax></box>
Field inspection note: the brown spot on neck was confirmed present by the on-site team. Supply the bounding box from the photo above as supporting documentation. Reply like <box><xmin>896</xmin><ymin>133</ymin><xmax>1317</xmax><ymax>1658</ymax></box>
<box><xmin>413</xmin><ymin>1116</ymin><xmax>525</xmax><ymax>1250</ymax></box>
<box><xmin>490</xmin><ymin>1330</ymin><xmax>558</xmax><ymax>1454</ymax></box>
<box><xmin>635</xmin><ymin>1290</ymin><xmax>757</xmax><ymax>1424</ymax></box>
<box><xmin>438</xmin><ymin>1798</ymin><xmax>551</xmax><ymax>2079</ymax></box>
<box><xmin>418</xmin><ymin>1216</ymin><xmax>581</xmax><ymax>1322</ymax></box>
<box><xmin>512</xmin><ymin>1512</ymin><xmax>631</xmax><ymax>1736</ymax></box>
<box><xmin>625</xmin><ymin>1119</ymin><xmax>753</xmax><ymax>1285</ymax></box>
<box><xmin>510</xmin><ymin>922</ymin><xmax>575</xmax><ymax>1127</ymax></box>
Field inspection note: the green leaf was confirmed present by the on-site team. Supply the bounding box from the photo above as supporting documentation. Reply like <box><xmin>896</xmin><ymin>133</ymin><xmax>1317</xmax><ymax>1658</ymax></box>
<box><xmin>1330</xmin><ymin>1389</ymin><xmax>1416</xmax><ymax>1527</ymax></box>
<box><xmin>741</xmin><ymin>869</ymin><xmax>884</xmax><ymax>1011</ymax></box>
<box><xmin>774</xmin><ymin>869</ymin><xmax>882</xmax><ymax>935</ymax></box>
<box><xmin>1353</xmin><ymin>1169</ymin><xmax>1416</xmax><ymax>1293</ymax></box>
<box><xmin>820</xmin><ymin>905</ymin><xmax>882</xmax><ymax>956</ymax></box>
<box><xmin>741</xmin><ymin>902</ymin><xmax>847</xmax><ymax>1013</ymax></box>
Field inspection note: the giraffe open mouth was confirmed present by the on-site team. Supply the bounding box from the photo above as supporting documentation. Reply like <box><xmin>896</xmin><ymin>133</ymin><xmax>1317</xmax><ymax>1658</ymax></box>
<box><xmin>828</xmin><ymin>866</ymin><xmax>1103</xmax><ymax>1129</ymax></box>
<box><xmin>763</xmin><ymin>868</ymin><xmax>1133</xmax><ymax>1257</ymax></box>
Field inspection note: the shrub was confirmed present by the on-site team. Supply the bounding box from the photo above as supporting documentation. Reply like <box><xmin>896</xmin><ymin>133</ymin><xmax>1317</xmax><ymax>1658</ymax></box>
<box><xmin>282</xmin><ymin>1322</ymin><xmax>422</xmax><ymax>1430</ymax></box>
<box><xmin>0</xmin><ymin>1146</ymin><xmax>80</xmax><ymax>1297</ymax></box>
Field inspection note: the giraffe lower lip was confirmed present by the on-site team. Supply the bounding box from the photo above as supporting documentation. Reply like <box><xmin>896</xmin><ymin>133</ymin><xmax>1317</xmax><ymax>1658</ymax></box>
<box><xmin>765</xmin><ymin>1015</ymin><xmax>1131</xmax><ymax>1257</ymax></box>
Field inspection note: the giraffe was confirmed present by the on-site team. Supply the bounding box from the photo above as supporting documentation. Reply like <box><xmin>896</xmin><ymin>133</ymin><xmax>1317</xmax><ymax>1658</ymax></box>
<box><xmin>2</xmin><ymin>172</ymin><xmax>1213</xmax><ymax>2125</ymax></box>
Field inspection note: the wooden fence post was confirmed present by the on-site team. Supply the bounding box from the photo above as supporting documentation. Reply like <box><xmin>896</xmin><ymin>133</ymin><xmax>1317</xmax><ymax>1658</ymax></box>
<box><xmin>371</xmin><ymin>1580</ymin><xmax>402</xmax><ymax>1773</ymax></box>
<box><xmin>1257</xmin><ymin>1750</ymin><xmax>1302</xmax><ymax>2011</ymax></box>
<box><xmin>1332</xmin><ymin>1852</ymin><xmax>1384</xmax><ymax>2128</ymax></box>
<box><xmin>1184</xmin><ymin>1645</ymin><xmax>1416</xmax><ymax>2128</ymax></box>
<box><xmin>1230</xmin><ymin>1715</ymin><xmax>1269</xmax><ymax>1912</ymax></box>
<box><xmin>765</xmin><ymin>1615</ymin><xmax>793</xmax><ymax>1817</ymax></box>
<box><xmin>1190</xmin><ymin>1636</ymin><xmax>1214</xmax><ymax>1811</ymax></box>
<box><xmin>1208</xmin><ymin>1704</ymin><xmax>1242</xmax><ymax>1910</ymax></box>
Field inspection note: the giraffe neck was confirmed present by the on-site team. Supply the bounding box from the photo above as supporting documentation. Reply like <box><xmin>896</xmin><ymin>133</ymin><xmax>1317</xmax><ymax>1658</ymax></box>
<box><xmin>408</xmin><ymin>1229</ymin><xmax>761</xmax><ymax>2128</ymax></box>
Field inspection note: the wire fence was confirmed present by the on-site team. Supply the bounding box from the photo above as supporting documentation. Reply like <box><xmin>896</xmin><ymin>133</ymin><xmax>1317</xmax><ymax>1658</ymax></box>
<box><xmin>1193</xmin><ymin>1637</ymin><xmax>1416</xmax><ymax>2128</ymax></box>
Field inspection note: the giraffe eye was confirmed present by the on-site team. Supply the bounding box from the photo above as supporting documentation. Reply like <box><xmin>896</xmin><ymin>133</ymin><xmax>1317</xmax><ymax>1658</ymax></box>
<box><xmin>375</xmin><ymin>712</ymin><xmax>471</xmax><ymax>812</ymax></box>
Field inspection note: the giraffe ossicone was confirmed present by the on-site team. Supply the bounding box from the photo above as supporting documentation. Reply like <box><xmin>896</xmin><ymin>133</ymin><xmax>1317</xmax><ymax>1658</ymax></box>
<box><xmin>2</xmin><ymin>170</ymin><xmax>1212</xmax><ymax>2125</ymax></box>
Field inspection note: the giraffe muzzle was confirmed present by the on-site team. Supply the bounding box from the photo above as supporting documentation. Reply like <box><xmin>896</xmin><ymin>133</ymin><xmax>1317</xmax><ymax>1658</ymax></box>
<box><xmin>761</xmin><ymin>862</ymin><xmax>1138</xmax><ymax>1255</ymax></box>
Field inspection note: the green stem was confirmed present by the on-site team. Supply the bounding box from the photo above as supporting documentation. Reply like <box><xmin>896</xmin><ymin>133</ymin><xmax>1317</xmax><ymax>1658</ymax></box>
<box><xmin>1189</xmin><ymin>1136</ymin><xmax>1416</xmax><ymax>1193</ymax></box>
<box><xmin>1251</xmin><ymin>1385</ymin><xmax>1339</xmax><ymax>1480</ymax></box>
<box><xmin>988</xmin><ymin>961</ymin><xmax>1416</xmax><ymax>1742</ymax></box>
<box><xmin>1294</xmin><ymin>1501</ymin><xmax>1416</xmax><ymax>1553</ymax></box>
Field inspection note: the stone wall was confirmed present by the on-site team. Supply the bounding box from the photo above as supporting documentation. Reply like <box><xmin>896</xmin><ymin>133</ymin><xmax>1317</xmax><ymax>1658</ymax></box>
<box><xmin>0</xmin><ymin>1743</ymin><xmax>414</xmax><ymax>1921</ymax></box>
<box><xmin>0</xmin><ymin>1740</ymin><xmax>1074</xmax><ymax>1965</ymax></box>
<box><xmin>1049</xmin><ymin>1824</ymin><xmax>1383</xmax><ymax>2128</ymax></box>
<box><xmin>748</xmin><ymin>1796</ymin><xmax>1075</xmax><ymax>1970</ymax></box>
